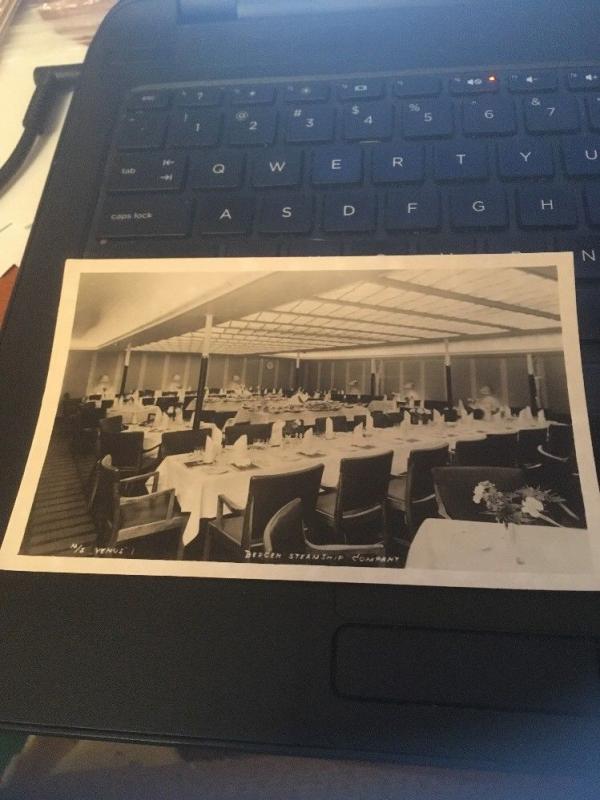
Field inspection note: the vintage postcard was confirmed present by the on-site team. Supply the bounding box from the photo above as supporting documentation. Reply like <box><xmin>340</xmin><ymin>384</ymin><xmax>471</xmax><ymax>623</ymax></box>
<box><xmin>2</xmin><ymin>252</ymin><xmax>599</xmax><ymax>590</ymax></box>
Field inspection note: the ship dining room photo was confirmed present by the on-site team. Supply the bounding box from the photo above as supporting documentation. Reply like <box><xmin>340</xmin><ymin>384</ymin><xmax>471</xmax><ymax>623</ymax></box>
<box><xmin>22</xmin><ymin>259</ymin><xmax>590</xmax><ymax>577</ymax></box>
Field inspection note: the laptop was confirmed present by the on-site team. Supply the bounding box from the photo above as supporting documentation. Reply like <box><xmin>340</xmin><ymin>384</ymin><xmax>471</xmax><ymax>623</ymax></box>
<box><xmin>1</xmin><ymin>0</ymin><xmax>599</xmax><ymax>768</ymax></box>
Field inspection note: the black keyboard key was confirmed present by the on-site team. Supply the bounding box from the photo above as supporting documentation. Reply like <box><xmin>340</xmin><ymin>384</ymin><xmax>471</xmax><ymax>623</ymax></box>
<box><xmin>127</xmin><ymin>90</ymin><xmax>170</xmax><ymax>110</ymax></box>
<box><xmin>517</xmin><ymin>186</ymin><xmax>578</xmax><ymax>228</ymax></box>
<box><xmin>562</xmin><ymin>136</ymin><xmax>600</xmax><ymax>177</ymax></box>
<box><xmin>322</xmin><ymin>193</ymin><xmax>376</xmax><ymax>232</ymax></box>
<box><xmin>449</xmin><ymin>73</ymin><xmax>499</xmax><ymax>94</ymax></box>
<box><xmin>312</xmin><ymin>146</ymin><xmax>362</xmax><ymax>185</ymax></box>
<box><xmin>449</xmin><ymin>187</ymin><xmax>508</xmax><ymax>229</ymax></box>
<box><xmin>556</xmin><ymin>237</ymin><xmax>600</xmax><ymax>278</ymax></box>
<box><xmin>402</xmin><ymin>99</ymin><xmax>454</xmax><ymax>138</ymax></box>
<box><xmin>252</xmin><ymin>150</ymin><xmax>303</xmax><ymax>187</ymax></box>
<box><xmin>258</xmin><ymin>197</ymin><xmax>313</xmax><ymax>233</ymax></box>
<box><xmin>508</xmin><ymin>71</ymin><xmax>558</xmax><ymax>93</ymax></box>
<box><xmin>197</xmin><ymin>197</ymin><xmax>255</xmax><ymax>234</ymax></box>
<box><xmin>343</xmin><ymin>102</ymin><xmax>393</xmax><ymax>140</ymax></box>
<box><xmin>283</xmin><ymin>83</ymin><xmax>330</xmax><ymax>103</ymax></box>
<box><xmin>497</xmin><ymin>138</ymin><xmax>554</xmax><ymax>178</ymax></box>
<box><xmin>584</xmin><ymin>185</ymin><xmax>600</xmax><ymax>225</ymax></box>
<box><xmin>385</xmin><ymin>189</ymin><xmax>440</xmax><ymax>230</ymax></box>
<box><xmin>371</xmin><ymin>143</ymin><xmax>425</xmax><ymax>183</ymax></box>
<box><xmin>576</xmin><ymin>283</ymin><xmax>600</xmax><ymax>340</ymax></box>
<box><xmin>228</xmin><ymin>108</ymin><xmax>277</xmax><ymax>146</ymax></box>
<box><xmin>97</xmin><ymin>195</ymin><xmax>192</xmax><ymax>238</ymax></box>
<box><xmin>167</xmin><ymin>108</ymin><xmax>221</xmax><ymax>147</ymax></box>
<box><xmin>117</xmin><ymin>109</ymin><xmax>169</xmax><ymax>150</ymax></box>
<box><xmin>190</xmin><ymin>151</ymin><xmax>245</xmax><ymax>189</ymax></box>
<box><xmin>586</xmin><ymin>95</ymin><xmax>600</xmax><ymax>131</ymax></box>
<box><xmin>393</xmin><ymin>75</ymin><xmax>441</xmax><ymax>97</ymax></box>
<box><xmin>524</xmin><ymin>95</ymin><xmax>580</xmax><ymax>133</ymax></box>
<box><xmin>434</xmin><ymin>141</ymin><xmax>488</xmax><ymax>181</ymax></box>
<box><xmin>174</xmin><ymin>86</ymin><xmax>223</xmax><ymax>107</ymax></box>
<box><xmin>338</xmin><ymin>79</ymin><xmax>384</xmax><ymax>100</ymax></box>
<box><xmin>286</xmin><ymin>106</ymin><xmax>335</xmax><ymax>143</ymax></box>
<box><xmin>567</xmin><ymin>69</ymin><xmax>600</xmax><ymax>91</ymax></box>
<box><xmin>107</xmin><ymin>152</ymin><xmax>186</xmax><ymax>192</ymax></box>
<box><xmin>462</xmin><ymin>97</ymin><xmax>517</xmax><ymax>136</ymax></box>
<box><xmin>231</xmin><ymin>85</ymin><xmax>275</xmax><ymax>104</ymax></box>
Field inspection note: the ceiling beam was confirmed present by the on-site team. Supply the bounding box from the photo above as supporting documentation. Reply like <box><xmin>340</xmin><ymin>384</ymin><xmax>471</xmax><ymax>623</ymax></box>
<box><xmin>370</xmin><ymin>275</ymin><xmax>560</xmax><ymax>321</ymax></box>
<box><xmin>310</xmin><ymin>295</ymin><xmax>517</xmax><ymax>332</ymax></box>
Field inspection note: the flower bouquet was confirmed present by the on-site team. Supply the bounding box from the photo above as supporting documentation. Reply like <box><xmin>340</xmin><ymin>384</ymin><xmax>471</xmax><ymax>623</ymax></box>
<box><xmin>473</xmin><ymin>482</ymin><xmax>567</xmax><ymax>527</ymax></box>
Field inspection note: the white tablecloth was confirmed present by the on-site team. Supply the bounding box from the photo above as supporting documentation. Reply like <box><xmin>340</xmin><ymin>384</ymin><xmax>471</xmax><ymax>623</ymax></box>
<box><xmin>406</xmin><ymin>519</ymin><xmax>591</xmax><ymax>574</ymax></box>
<box><xmin>107</xmin><ymin>404</ymin><xmax>160</xmax><ymax>424</ymax></box>
<box><xmin>154</xmin><ymin>420</ymin><xmax>549</xmax><ymax>544</ymax></box>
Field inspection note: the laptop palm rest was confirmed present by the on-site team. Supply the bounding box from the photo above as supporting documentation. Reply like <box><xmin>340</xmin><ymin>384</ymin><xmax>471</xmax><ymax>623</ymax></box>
<box><xmin>333</xmin><ymin>625</ymin><xmax>600</xmax><ymax>714</ymax></box>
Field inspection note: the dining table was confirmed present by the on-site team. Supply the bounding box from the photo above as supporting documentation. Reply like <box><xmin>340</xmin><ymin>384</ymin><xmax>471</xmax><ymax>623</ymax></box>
<box><xmin>154</xmin><ymin>417</ymin><xmax>546</xmax><ymax>546</ymax></box>
<box><xmin>406</xmin><ymin>518</ymin><xmax>591</xmax><ymax>574</ymax></box>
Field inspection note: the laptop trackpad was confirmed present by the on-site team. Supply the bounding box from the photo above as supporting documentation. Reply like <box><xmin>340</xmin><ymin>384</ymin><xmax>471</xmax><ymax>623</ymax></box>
<box><xmin>333</xmin><ymin>625</ymin><xmax>600</xmax><ymax>714</ymax></box>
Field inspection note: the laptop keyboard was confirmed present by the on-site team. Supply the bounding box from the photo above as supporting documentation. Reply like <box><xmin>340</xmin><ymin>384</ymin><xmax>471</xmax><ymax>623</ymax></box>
<box><xmin>93</xmin><ymin>68</ymin><xmax>600</xmax><ymax>291</ymax></box>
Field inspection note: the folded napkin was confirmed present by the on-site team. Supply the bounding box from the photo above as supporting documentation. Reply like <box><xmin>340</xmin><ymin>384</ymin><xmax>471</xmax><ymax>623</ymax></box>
<box><xmin>231</xmin><ymin>434</ymin><xmax>251</xmax><ymax>467</ymax></box>
<box><xmin>352</xmin><ymin>422</ymin><xmax>364</xmax><ymax>443</ymax></box>
<box><xmin>203</xmin><ymin>435</ymin><xmax>216</xmax><ymax>463</ymax></box>
<box><xmin>537</xmin><ymin>408</ymin><xmax>546</xmax><ymax>425</ymax></box>
<box><xmin>325</xmin><ymin>417</ymin><xmax>335</xmax><ymax>440</ymax></box>
<box><xmin>519</xmin><ymin>405</ymin><xmax>534</xmax><ymax>423</ymax></box>
<box><xmin>210</xmin><ymin>425</ymin><xmax>223</xmax><ymax>449</ymax></box>
<box><xmin>397</xmin><ymin>418</ymin><xmax>410</xmax><ymax>437</ymax></box>
<box><xmin>175</xmin><ymin>407</ymin><xmax>183</xmax><ymax>422</ymax></box>
<box><xmin>365</xmin><ymin>413</ymin><xmax>374</xmax><ymax>435</ymax></box>
<box><xmin>302</xmin><ymin>427</ymin><xmax>316</xmax><ymax>453</ymax></box>
<box><xmin>457</xmin><ymin>399</ymin><xmax>467</xmax><ymax>417</ymax></box>
<box><xmin>270</xmin><ymin>418</ymin><xmax>285</xmax><ymax>445</ymax></box>
<box><xmin>432</xmin><ymin>409</ymin><xmax>443</xmax><ymax>424</ymax></box>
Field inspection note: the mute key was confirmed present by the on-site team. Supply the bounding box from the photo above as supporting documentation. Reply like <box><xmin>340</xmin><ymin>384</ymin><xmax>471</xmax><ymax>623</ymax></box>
<box><xmin>97</xmin><ymin>196</ymin><xmax>193</xmax><ymax>238</ymax></box>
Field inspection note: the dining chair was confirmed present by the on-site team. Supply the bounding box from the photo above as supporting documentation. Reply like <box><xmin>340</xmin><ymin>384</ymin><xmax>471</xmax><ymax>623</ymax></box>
<box><xmin>454</xmin><ymin>437</ymin><xmax>492</xmax><ymax>467</ymax></box>
<box><xmin>547</xmin><ymin>423</ymin><xmax>575</xmax><ymax>458</ymax></box>
<box><xmin>386</xmin><ymin>411</ymin><xmax>404</xmax><ymax>425</ymax></box>
<box><xmin>371</xmin><ymin>411</ymin><xmax>393</xmax><ymax>428</ymax></box>
<box><xmin>99</xmin><ymin>415</ymin><xmax>123</xmax><ymax>434</ymax></box>
<box><xmin>484</xmin><ymin>432</ymin><xmax>519</xmax><ymax>467</ymax></box>
<box><xmin>431</xmin><ymin>466</ymin><xmax>526</xmax><ymax>521</ymax></box>
<box><xmin>161</xmin><ymin>429</ymin><xmax>210</xmax><ymax>457</ymax></box>
<box><xmin>353</xmin><ymin>414</ymin><xmax>367</xmax><ymax>428</ymax></box>
<box><xmin>224</xmin><ymin>422</ymin><xmax>272</xmax><ymax>445</ymax></box>
<box><xmin>536</xmin><ymin>446</ymin><xmax>584</xmax><ymax>525</ymax></box>
<box><xmin>93</xmin><ymin>456</ymin><xmax>186</xmax><ymax>559</ymax></box>
<box><xmin>207</xmin><ymin>464</ymin><xmax>324</xmax><ymax>560</ymax></box>
<box><xmin>517</xmin><ymin>427</ymin><xmax>548</xmax><ymax>467</ymax></box>
<box><xmin>156</xmin><ymin>396</ymin><xmax>178</xmax><ymax>413</ymax></box>
<box><xmin>387</xmin><ymin>444</ymin><xmax>450</xmax><ymax>538</ymax></box>
<box><xmin>315</xmin><ymin>450</ymin><xmax>393</xmax><ymax>546</ymax></box>
<box><xmin>264</xmin><ymin>498</ymin><xmax>386</xmax><ymax>561</ymax></box>
<box><xmin>72</xmin><ymin>405</ymin><xmax>106</xmax><ymax>454</ymax></box>
<box><xmin>98</xmin><ymin>430</ymin><xmax>158</xmax><ymax>478</ymax></box>
<box><xmin>141</xmin><ymin>397</ymin><xmax>156</xmax><ymax>406</ymax></box>
<box><xmin>100</xmin><ymin>399</ymin><xmax>114</xmax><ymax>411</ymax></box>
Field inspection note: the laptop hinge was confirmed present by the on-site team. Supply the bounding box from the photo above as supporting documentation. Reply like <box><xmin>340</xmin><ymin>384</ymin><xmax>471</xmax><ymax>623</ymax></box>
<box><xmin>178</xmin><ymin>0</ymin><xmax>238</xmax><ymax>22</ymax></box>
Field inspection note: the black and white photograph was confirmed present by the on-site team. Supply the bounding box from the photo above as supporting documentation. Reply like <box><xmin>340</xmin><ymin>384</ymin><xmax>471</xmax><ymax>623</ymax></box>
<box><xmin>2</xmin><ymin>252</ymin><xmax>599</xmax><ymax>588</ymax></box>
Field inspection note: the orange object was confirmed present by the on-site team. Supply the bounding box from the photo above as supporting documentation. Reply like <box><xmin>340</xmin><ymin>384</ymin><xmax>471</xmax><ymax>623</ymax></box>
<box><xmin>0</xmin><ymin>265</ymin><xmax>18</xmax><ymax>328</ymax></box>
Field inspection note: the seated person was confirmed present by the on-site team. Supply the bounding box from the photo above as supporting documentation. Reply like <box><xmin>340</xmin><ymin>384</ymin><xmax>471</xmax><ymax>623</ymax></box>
<box><xmin>473</xmin><ymin>385</ymin><xmax>501</xmax><ymax>415</ymax></box>
<box><xmin>289</xmin><ymin>388</ymin><xmax>308</xmax><ymax>404</ymax></box>
<box><xmin>167</xmin><ymin>373</ymin><xmax>183</xmax><ymax>393</ymax></box>
<box><xmin>402</xmin><ymin>381</ymin><xmax>420</xmax><ymax>406</ymax></box>
<box><xmin>90</xmin><ymin>374</ymin><xmax>114</xmax><ymax>397</ymax></box>
<box><xmin>226</xmin><ymin>374</ymin><xmax>244</xmax><ymax>394</ymax></box>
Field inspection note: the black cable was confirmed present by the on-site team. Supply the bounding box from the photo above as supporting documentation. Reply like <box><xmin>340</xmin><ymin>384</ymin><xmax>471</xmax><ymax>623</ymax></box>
<box><xmin>0</xmin><ymin>63</ymin><xmax>83</xmax><ymax>196</ymax></box>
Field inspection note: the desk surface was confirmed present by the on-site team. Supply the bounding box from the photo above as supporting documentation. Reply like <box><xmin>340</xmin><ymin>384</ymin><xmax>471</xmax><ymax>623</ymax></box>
<box><xmin>0</xmin><ymin>2</ymin><xmax>87</xmax><ymax>270</ymax></box>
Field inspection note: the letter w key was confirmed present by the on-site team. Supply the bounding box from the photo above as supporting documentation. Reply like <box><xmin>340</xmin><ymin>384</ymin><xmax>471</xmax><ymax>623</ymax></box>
<box><xmin>252</xmin><ymin>150</ymin><xmax>303</xmax><ymax>187</ymax></box>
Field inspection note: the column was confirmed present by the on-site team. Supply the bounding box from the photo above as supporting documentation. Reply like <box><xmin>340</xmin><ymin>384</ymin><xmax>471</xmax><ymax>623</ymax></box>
<box><xmin>192</xmin><ymin>314</ymin><xmax>213</xmax><ymax>431</ymax></box>
<box><xmin>119</xmin><ymin>344</ymin><xmax>132</xmax><ymax>396</ymax></box>
<box><xmin>444</xmin><ymin>340</ymin><xmax>453</xmax><ymax>408</ymax></box>
<box><xmin>526</xmin><ymin>353</ymin><xmax>538</xmax><ymax>415</ymax></box>
<box><xmin>370</xmin><ymin>357</ymin><xmax>376</xmax><ymax>398</ymax></box>
<box><xmin>295</xmin><ymin>353</ymin><xmax>301</xmax><ymax>390</ymax></box>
